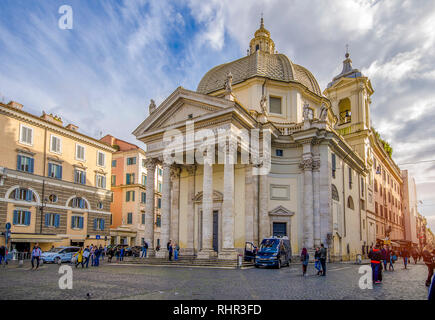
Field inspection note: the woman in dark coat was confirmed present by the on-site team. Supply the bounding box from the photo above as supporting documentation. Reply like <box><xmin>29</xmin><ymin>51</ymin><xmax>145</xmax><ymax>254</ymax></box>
<box><xmin>301</xmin><ymin>248</ymin><xmax>309</xmax><ymax>276</ymax></box>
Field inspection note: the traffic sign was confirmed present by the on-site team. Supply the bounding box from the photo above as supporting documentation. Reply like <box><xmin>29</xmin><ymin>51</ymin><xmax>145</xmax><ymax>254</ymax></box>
<box><xmin>5</xmin><ymin>222</ymin><xmax>11</xmax><ymax>230</ymax></box>
<box><xmin>96</xmin><ymin>235</ymin><xmax>101</xmax><ymax>240</ymax></box>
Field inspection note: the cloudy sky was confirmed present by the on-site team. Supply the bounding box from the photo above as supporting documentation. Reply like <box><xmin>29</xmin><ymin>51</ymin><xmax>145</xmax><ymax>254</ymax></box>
<box><xmin>1</xmin><ymin>0</ymin><xmax>434</xmax><ymax>230</ymax></box>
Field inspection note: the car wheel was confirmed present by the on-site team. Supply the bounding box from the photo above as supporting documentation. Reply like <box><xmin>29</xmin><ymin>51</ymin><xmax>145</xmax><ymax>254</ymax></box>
<box><xmin>255</xmin><ymin>264</ymin><xmax>259</xmax><ymax>268</ymax></box>
<box><xmin>55</xmin><ymin>257</ymin><xmax>61</xmax><ymax>265</ymax></box>
<box><xmin>277</xmin><ymin>259</ymin><xmax>281</xmax><ymax>269</ymax></box>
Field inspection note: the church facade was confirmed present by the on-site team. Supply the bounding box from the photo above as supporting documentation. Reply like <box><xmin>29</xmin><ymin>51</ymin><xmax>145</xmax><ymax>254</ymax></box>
<box><xmin>132</xmin><ymin>19</ymin><xmax>402</xmax><ymax>261</ymax></box>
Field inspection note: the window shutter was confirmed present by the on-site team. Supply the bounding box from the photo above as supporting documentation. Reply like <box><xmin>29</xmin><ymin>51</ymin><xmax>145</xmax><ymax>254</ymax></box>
<box><xmin>14</xmin><ymin>188</ymin><xmax>19</xmax><ymax>200</ymax></box>
<box><xmin>45</xmin><ymin>213</ymin><xmax>49</xmax><ymax>226</ymax></box>
<box><xmin>132</xmin><ymin>191</ymin><xmax>135</xmax><ymax>202</ymax></box>
<box><xmin>58</xmin><ymin>165</ymin><xmax>62</xmax><ymax>179</ymax></box>
<box><xmin>71</xmin><ymin>216</ymin><xmax>75</xmax><ymax>228</ymax></box>
<box><xmin>81</xmin><ymin>171</ymin><xmax>86</xmax><ymax>184</ymax></box>
<box><xmin>29</xmin><ymin>158</ymin><xmax>34</xmax><ymax>173</ymax></box>
<box><xmin>126</xmin><ymin>192</ymin><xmax>129</xmax><ymax>202</ymax></box>
<box><xmin>26</xmin><ymin>189</ymin><xmax>33</xmax><ymax>201</ymax></box>
<box><xmin>94</xmin><ymin>219</ymin><xmax>97</xmax><ymax>230</ymax></box>
<box><xmin>55</xmin><ymin>214</ymin><xmax>60</xmax><ymax>227</ymax></box>
<box><xmin>126</xmin><ymin>174</ymin><xmax>130</xmax><ymax>185</ymax></box>
<box><xmin>100</xmin><ymin>219</ymin><xmax>105</xmax><ymax>230</ymax></box>
<box><xmin>17</xmin><ymin>155</ymin><xmax>22</xmax><ymax>170</ymax></box>
<box><xmin>25</xmin><ymin>211</ymin><xmax>31</xmax><ymax>225</ymax></box>
<box><xmin>79</xmin><ymin>217</ymin><xmax>84</xmax><ymax>229</ymax></box>
<box><xmin>13</xmin><ymin>210</ymin><xmax>18</xmax><ymax>225</ymax></box>
<box><xmin>48</xmin><ymin>163</ymin><xmax>53</xmax><ymax>177</ymax></box>
<box><xmin>79</xmin><ymin>199</ymin><xmax>84</xmax><ymax>209</ymax></box>
<box><xmin>102</xmin><ymin>176</ymin><xmax>106</xmax><ymax>189</ymax></box>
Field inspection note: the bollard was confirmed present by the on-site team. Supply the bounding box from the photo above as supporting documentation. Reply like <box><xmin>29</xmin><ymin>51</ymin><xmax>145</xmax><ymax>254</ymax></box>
<box><xmin>238</xmin><ymin>254</ymin><xmax>242</xmax><ymax>269</ymax></box>
<box><xmin>18</xmin><ymin>260</ymin><xmax>23</xmax><ymax>268</ymax></box>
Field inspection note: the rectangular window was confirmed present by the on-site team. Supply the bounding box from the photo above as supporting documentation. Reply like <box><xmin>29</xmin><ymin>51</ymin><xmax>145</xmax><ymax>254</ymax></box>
<box><xmin>94</xmin><ymin>218</ymin><xmax>105</xmax><ymax>231</ymax></box>
<box><xmin>45</xmin><ymin>213</ymin><xmax>60</xmax><ymax>227</ymax></box>
<box><xmin>157</xmin><ymin>198</ymin><xmax>161</xmax><ymax>209</ymax></box>
<box><xmin>361</xmin><ymin>177</ymin><xmax>364</xmax><ymax>197</ymax></box>
<box><xmin>50</xmin><ymin>135</ymin><xmax>61</xmax><ymax>153</ymax></box>
<box><xmin>156</xmin><ymin>215</ymin><xmax>161</xmax><ymax>227</ymax></box>
<box><xmin>111</xmin><ymin>175</ymin><xmax>116</xmax><ymax>186</ymax></box>
<box><xmin>142</xmin><ymin>159</ymin><xmax>146</xmax><ymax>168</ymax></box>
<box><xmin>112</xmin><ymin>160</ymin><xmax>117</xmax><ymax>167</ymax></box>
<box><xmin>48</xmin><ymin>163</ymin><xmax>62</xmax><ymax>179</ymax></box>
<box><xmin>275</xmin><ymin>149</ymin><xmax>283</xmax><ymax>157</ymax></box>
<box><xmin>269</xmin><ymin>96</ymin><xmax>282</xmax><ymax>114</ymax></box>
<box><xmin>141</xmin><ymin>213</ymin><xmax>145</xmax><ymax>224</ymax></box>
<box><xmin>141</xmin><ymin>192</ymin><xmax>146</xmax><ymax>203</ymax></box>
<box><xmin>126</xmin><ymin>191</ymin><xmax>135</xmax><ymax>202</ymax></box>
<box><xmin>74</xmin><ymin>169</ymin><xmax>86</xmax><ymax>184</ymax></box>
<box><xmin>332</xmin><ymin>153</ymin><xmax>336</xmax><ymax>178</ymax></box>
<box><xmin>97</xmin><ymin>151</ymin><xmax>106</xmax><ymax>167</ymax></box>
<box><xmin>13</xmin><ymin>188</ymin><xmax>33</xmax><ymax>201</ymax></box>
<box><xmin>76</xmin><ymin>144</ymin><xmax>85</xmax><ymax>161</ymax></box>
<box><xmin>349</xmin><ymin>167</ymin><xmax>352</xmax><ymax>189</ymax></box>
<box><xmin>126</xmin><ymin>173</ymin><xmax>135</xmax><ymax>185</ymax></box>
<box><xmin>158</xmin><ymin>168</ymin><xmax>162</xmax><ymax>176</ymax></box>
<box><xmin>96</xmin><ymin>174</ymin><xmax>106</xmax><ymax>189</ymax></box>
<box><xmin>71</xmin><ymin>216</ymin><xmax>84</xmax><ymax>229</ymax></box>
<box><xmin>13</xmin><ymin>210</ymin><xmax>31</xmax><ymax>226</ymax></box>
<box><xmin>127</xmin><ymin>212</ymin><xmax>133</xmax><ymax>224</ymax></box>
<box><xmin>20</xmin><ymin>124</ymin><xmax>33</xmax><ymax>145</ymax></box>
<box><xmin>17</xmin><ymin>155</ymin><xmax>34</xmax><ymax>173</ymax></box>
<box><xmin>142</xmin><ymin>174</ymin><xmax>147</xmax><ymax>186</ymax></box>
<box><xmin>127</xmin><ymin>157</ymin><xmax>136</xmax><ymax>165</ymax></box>
<box><xmin>158</xmin><ymin>182</ymin><xmax>162</xmax><ymax>193</ymax></box>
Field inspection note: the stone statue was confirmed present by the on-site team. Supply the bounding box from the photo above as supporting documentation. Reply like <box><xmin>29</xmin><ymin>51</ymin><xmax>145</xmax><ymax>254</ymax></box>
<box><xmin>224</xmin><ymin>72</ymin><xmax>233</xmax><ymax>93</ymax></box>
<box><xmin>149</xmin><ymin>99</ymin><xmax>156</xmax><ymax>114</ymax></box>
<box><xmin>319</xmin><ymin>104</ymin><xmax>328</xmax><ymax>121</ymax></box>
<box><xmin>303</xmin><ymin>103</ymin><xmax>311</xmax><ymax>121</ymax></box>
<box><xmin>260</xmin><ymin>94</ymin><xmax>268</xmax><ymax>115</ymax></box>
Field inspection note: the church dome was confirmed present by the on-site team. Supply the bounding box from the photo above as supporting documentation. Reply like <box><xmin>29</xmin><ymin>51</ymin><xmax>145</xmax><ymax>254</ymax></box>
<box><xmin>196</xmin><ymin>18</ymin><xmax>322</xmax><ymax>96</ymax></box>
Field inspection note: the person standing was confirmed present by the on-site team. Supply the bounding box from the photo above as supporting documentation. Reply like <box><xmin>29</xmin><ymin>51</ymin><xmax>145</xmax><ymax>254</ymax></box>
<box><xmin>402</xmin><ymin>247</ymin><xmax>410</xmax><ymax>269</ymax></box>
<box><xmin>422</xmin><ymin>245</ymin><xmax>434</xmax><ymax>287</ymax></box>
<box><xmin>300</xmin><ymin>248</ymin><xmax>309</xmax><ymax>276</ymax></box>
<box><xmin>94</xmin><ymin>246</ymin><xmax>101</xmax><ymax>267</ymax></box>
<box><xmin>381</xmin><ymin>245</ymin><xmax>388</xmax><ymax>271</ymax></box>
<box><xmin>368</xmin><ymin>244</ymin><xmax>382</xmax><ymax>284</ymax></box>
<box><xmin>74</xmin><ymin>248</ymin><xmax>83</xmax><ymax>268</ymax></box>
<box><xmin>168</xmin><ymin>242</ymin><xmax>173</xmax><ymax>261</ymax></box>
<box><xmin>314</xmin><ymin>247</ymin><xmax>322</xmax><ymax>275</ymax></box>
<box><xmin>141</xmin><ymin>242</ymin><xmax>148</xmax><ymax>258</ymax></box>
<box><xmin>389</xmin><ymin>249</ymin><xmax>396</xmax><ymax>271</ymax></box>
<box><xmin>90</xmin><ymin>244</ymin><xmax>95</xmax><ymax>266</ymax></box>
<box><xmin>174</xmin><ymin>243</ymin><xmax>179</xmax><ymax>261</ymax></box>
<box><xmin>319</xmin><ymin>243</ymin><xmax>327</xmax><ymax>276</ymax></box>
<box><xmin>120</xmin><ymin>247</ymin><xmax>124</xmax><ymax>261</ymax></box>
<box><xmin>83</xmin><ymin>246</ymin><xmax>90</xmax><ymax>268</ymax></box>
<box><xmin>0</xmin><ymin>246</ymin><xmax>6</xmax><ymax>267</ymax></box>
<box><xmin>31</xmin><ymin>243</ymin><xmax>42</xmax><ymax>270</ymax></box>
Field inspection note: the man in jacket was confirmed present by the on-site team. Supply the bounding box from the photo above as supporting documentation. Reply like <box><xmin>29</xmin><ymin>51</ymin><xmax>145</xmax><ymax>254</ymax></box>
<box><xmin>381</xmin><ymin>245</ymin><xmax>387</xmax><ymax>271</ymax></box>
<box><xmin>31</xmin><ymin>243</ymin><xmax>42</xmax><ymax>270</ymax></box>
<box><xmin>319</xmin><ymin>244</ymin><xmax>327</xmax><ymax>276</ymax></box>
<box><xmin>422</xmin><ymin>245</ymin><xmax>434</xmax><ymax>287</ymax></box>
<box><xmin>0</xmin><ymin>246</ymin><xmax>6</xmax><ymax>267</ymax></box>
<box><xmin>368</xmin><ymin>244</ymin><xmax>382</xmax><ymax>284</ymax></box>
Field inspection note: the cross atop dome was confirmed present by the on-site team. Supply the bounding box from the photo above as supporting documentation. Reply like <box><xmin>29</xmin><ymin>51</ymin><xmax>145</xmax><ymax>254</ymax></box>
<box><xmin>249</xmin><ymin>16</ymin><xmax>275</xmax><ymax>55</ymax></box>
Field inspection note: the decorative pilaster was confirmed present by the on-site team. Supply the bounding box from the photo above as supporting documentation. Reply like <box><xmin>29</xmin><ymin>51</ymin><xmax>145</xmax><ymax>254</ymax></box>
<box><xmin>184</xmin><ymin>165</ymin><xmax>196</xmax><ymax>255</ymax></box>
<box><xmin>259</xmin><ymin>171</ymin><xmax>269</xmax><ymax>241</ymax></box>
<box><xmin>312</xmin><ymin>157</ymin><xmax>321</xmax><ymax>247</ymax></box>
<box><xmin>156</xmin><ymin>163</ymin><xmax>171</xmax><ymax>258</ymax></box>
<box><xmin>197</xmin><ymin>160</ymin><xmax>214</xmax><ymax>259</ymax></box>
<box><xmin>219</xmin><ymin>143</ymin><xmax>237</xmax><ymax>260</ymax></box>
<box><xmin>245</xmin><ymin>165</ymin><xmax>255</xmax><ymax>244</ymax></box>
<box><xmin>144</xmin><ymin>158</ymin><xmax>157</xmax><ymax>255</ymax></box>
<box><xmin>170</xmin><ymin>166</ymin><xmax>181</xmax><ymax>244</ymax></box>
<box><xmin>300</xmin><ymin>157</ymin><xmax>314</xmax><ymax>249</ymax></box>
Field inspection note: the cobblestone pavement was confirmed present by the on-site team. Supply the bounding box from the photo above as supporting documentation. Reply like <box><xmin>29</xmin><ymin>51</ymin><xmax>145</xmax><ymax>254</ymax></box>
<box><xmin>0</xmin><ymin>259</ymin><xmax>430</xmax><ymax>300</ymax></box>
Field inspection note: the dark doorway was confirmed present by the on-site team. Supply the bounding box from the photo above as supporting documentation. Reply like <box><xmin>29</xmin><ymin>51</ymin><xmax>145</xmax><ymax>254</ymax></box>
<box><xmin>273</xmin><ymin>222</ymin><xmax>287</xmax><ymax>237</ymax></box>
<box><xmin>213</xmin><ymin>210</ymin><xmax>219</xmax><ymax>252</ymax></box>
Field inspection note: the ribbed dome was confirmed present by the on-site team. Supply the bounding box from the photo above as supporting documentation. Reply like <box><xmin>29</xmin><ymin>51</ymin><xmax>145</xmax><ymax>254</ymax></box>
<box><xmin>196</xmin><ymin>50</ymin><xmax>322</xmax><ymax>96</ymax></box>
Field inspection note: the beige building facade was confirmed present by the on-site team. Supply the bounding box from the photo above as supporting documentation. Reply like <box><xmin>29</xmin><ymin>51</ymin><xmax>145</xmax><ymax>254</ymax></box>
<box><xmin>0</xmin><ymin>101</ymin><xmax>115</xmax><ymax>251</ymax></box>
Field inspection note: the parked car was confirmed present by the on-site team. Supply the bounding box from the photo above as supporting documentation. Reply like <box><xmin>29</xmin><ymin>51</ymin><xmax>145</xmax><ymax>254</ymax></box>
<box><xmin>255</xmin><ymin>236</ymin><xmax>292</xmax><ymax>269</ymax></box>
<box><xmin>41</xmin><ymin>246</ymin><xmax>81</xmax><ymax>264</ymax></box>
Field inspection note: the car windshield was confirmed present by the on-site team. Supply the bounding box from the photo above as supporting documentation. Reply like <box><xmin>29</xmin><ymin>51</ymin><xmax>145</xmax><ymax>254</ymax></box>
<box><xmin>47</xmin><ymin>247</ymin><xmax>63</xmax><ymax>253</ymax></box>
<box><xmin>259</xmin><ymin>239</ymin><xmax>279</xmax><ymax>253</ymax></box>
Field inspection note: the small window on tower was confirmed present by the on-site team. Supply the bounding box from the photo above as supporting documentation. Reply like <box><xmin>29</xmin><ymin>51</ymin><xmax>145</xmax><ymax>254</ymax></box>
<box><xmin>256</xmin><ymin>44</ymin><xmax>259</xmax><ymax>51</ymax></box>
<box><xmin>269</xmin><ymin>96</ymin><xmax>282</xmax><ymax>114</ymax></box>
<box><xmin>276</xmin><ymin>149</ymin><xmax>283</xmax><ymax>157</ymax></box>
<box><xmin>188</xmin><ymin>114</ymin><xmax>193</xmax><ymax>119</ymax></box>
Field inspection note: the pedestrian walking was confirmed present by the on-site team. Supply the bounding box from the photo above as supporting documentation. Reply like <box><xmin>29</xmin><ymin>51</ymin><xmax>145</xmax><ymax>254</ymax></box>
<box><xmin>429</xmin><ymin>269</ymin><xmax>435</xmax><ymax>301</ymax></box>
<box><xmin>300</xmin><ymin>248</ymin><xmax>309</xmax><ymax>276</ymax></box>
<box><xmin>103</xmin><ymin>245</ymin><xmax>107</xmax><ymax>261</ymax></box>
<box><xmin>120</xmin><ymin>247</ymin><xmax>124</xmax><ymax>261</ymax></box>
<box><xmin>422</xmin><ymin>244</ymin><xmax>434</xmax><ymax>287</ymax></box>
<box><xmin>381</xmin><ymin>245</ymin><xmax>388</xmax><ymax>271</ymax></box>
<box><xmin>31</xmin><ymin>243</ymin><xmax>42</xmax><ymax>270</ymax></box>
<box><xmin>401</xmin><ymin>247</ymin><xmax>410</xmax><ymax>269</ymax></box>
<box><xmin>0</xmin><ymin>245</ymin><xmax>6</xmax><ymax>267</ymax></box>
<box><xmin>174</xmin><ymin>243</ymin><xmax>179</xmax><ymax>261</ymax></box>
<box><xmin>94</xmin><ymin>246</ymin><xmax>101</xmax><ymax>267</ymax></box>
<box><xmin>168</xmin><ymin>241</ymin><xmax>173</xmax><ymax>261</ymax></box>
<box><xmin>319</xmin><ymin>243</ymin><xmax>327</xmax><ymax>276</ymax></box>
<box><xmin>141</xmin><ymin>242</ymin><xmax>148</xmax><ymax>258</ymax></box>
<box><xmin>389</xmin><ymin>249</ymin><xmax>396</xmax><ymax>271</ymax></box>
<box><xmin>74</xmin><ymin>248</ymin><xmax>83</xmax><ymax>268</ymax></box>
<box><xmin>314</xmin><ymin>247</ymin><xmax>322</xmax><ymax>275</ymax></box>
<box><xmin>368</xmin><ymin>244</ymin><xmax>382</xmax><ymax>284</ymax></box>
<box><xmin>83</xmin><ymin>246</ymin><xmax>90</xmax><ymax>268</ymax></box>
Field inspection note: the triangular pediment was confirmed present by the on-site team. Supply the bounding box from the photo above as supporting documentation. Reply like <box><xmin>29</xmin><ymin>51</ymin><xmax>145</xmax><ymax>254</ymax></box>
<box><xmin>268</xmin><ymin>205</ymin><xmax>295</xmax><ymax>216</ymax></box>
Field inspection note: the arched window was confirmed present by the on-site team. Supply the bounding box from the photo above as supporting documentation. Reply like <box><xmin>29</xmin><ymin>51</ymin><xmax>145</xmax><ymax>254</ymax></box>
<box><xmin>331</xmin><ymin>184</ymin><xmax>339</xmax><ymax>201</ymax></box>
<box><xmin>69</xmin><ymin>197</ymin><xmax>88</xmax><ymax>209</ymax></box>
<box><xmin>347</xmin><ymin>196</ymin><xmax>354</xmax><ymax>210</ymax></box>
<box><xmin>338</xmin><ymin>98</ymin><xmax>351</xmax><ymax>124</ymax></box>
<box><xmin>10</xmin><ymin>188</ymin><xmax>36</xmax><ymax>202</ymax></box>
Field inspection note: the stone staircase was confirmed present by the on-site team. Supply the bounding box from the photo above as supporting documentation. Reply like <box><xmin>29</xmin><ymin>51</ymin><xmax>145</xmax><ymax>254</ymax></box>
<box><xmin>115</xmin><ymin>255</ymin><xmax>254</xmax><ymax>269</ymax></box>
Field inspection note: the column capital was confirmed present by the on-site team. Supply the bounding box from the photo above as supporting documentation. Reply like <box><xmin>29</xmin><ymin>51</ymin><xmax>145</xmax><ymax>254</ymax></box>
<box><xmin>299</xmin><ymin>158</ymin><xmax>313</xmax><ymax>171</ymax></box>
<box><xmin>144</xmin><ymin>158</ymin><xmax>157</xmax><ymax>171</ymax></box>
<box><xmin>312</xmin><ymin>158</ymin><xmax>321</xmax><ymax>172</ymax></box>
<box><xmin>170</xmin><ymin>165</ymin><xmax>181</xmax><ymax>180</ymax></box>
<box><xmin>185</xmin><ymin>164</ymin><xmax>197</xmax><ymax>176</ymax></box>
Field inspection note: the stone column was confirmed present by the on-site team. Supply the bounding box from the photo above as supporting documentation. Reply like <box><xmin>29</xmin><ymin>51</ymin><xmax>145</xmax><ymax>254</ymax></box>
<box><xmin>197</xmin><ymin>160</ymin><xmax>214</xmax><ymax>259</ymax></box>
<box><xmin>219</xmin><ymin>143</ymin><xmax>237</xmax><ymax>260</ymax></box>
<box><xmin>300</xmin><ymin>157</ymin><xmax>314</xmax><ymax>249</ymax></box>
<box><xmin>170</xmin><ymin>166</ymin><xmax>181</xmax><ymax>244</ymax></box>
<box><xmin>259</xmin><ymin>172</ymin><xmax>269</xmax><ymax>241</ymax></box>
<box><xmin>156</xmin><ymin>162</ymin><xmax>171</xmax><ymax>258</ymax></box>
<box><xmin>245</xmin><ymin>165</ymin><xmax>255</xmax><ymax>244</ymax></box>
<box><xmin>144</xmin><ymin>158</ymin><xmax>156</xmax><ymax>256</ymax></box>
<box><xmin>184</xmin><ymin>165</ymin><xmax>196</xmax><ymax>255</ymax></box>
<box><xmin>313</xmin><ymin>156</ymin><xmax>321</xmax><ymax>247</ymax></box>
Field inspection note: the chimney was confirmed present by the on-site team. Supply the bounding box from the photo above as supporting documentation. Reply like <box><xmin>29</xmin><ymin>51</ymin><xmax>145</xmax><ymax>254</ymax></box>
<box><xmin>40</xmin><ymin>111</ymin><xmax>63</xmax><ymax>125</ymax></box>
<box><xmin>66</xmin><ymin>123</ymin><xmax>79</xmax><ymax>131</ymax></box>
<box><xmin>7</xmin><ymin>101</ymin><xmax>23</xmax><ymax>110</ymax></box>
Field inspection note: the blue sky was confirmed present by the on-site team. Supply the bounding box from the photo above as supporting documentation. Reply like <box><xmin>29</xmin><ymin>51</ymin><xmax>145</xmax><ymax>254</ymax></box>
<box><xmin>1</xmin><ymin>0</ymin><xmax>435</xmax><ymax>230</ymax></box>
